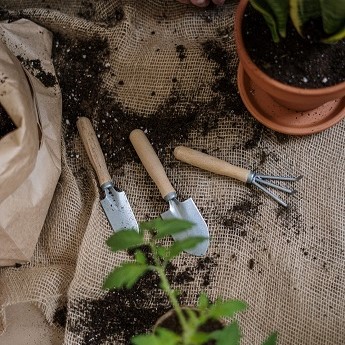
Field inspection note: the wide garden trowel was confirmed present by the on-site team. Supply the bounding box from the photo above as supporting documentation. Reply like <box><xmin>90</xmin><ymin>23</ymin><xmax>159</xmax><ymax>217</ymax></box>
<box><xmin>129</xmin><ymin>129</ymin><xmax>209</xmax><ymax>256</ymax></box>
<box><xmin>77</xmin><ymin>117</ymin><xmax>139</xmax><ymax>232</ymax></box>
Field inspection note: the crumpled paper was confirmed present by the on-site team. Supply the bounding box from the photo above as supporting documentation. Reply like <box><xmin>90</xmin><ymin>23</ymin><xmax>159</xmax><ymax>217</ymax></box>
<box><xmin>0</xmin><ymin>19</ymin><xmax>61</xmax><ymax>266</ymax></box>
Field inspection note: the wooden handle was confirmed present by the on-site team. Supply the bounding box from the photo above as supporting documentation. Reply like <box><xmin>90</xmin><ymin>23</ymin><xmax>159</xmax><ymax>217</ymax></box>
<box><xmin>174</xmin><ymin>146</ymin><xmax>251</xmax><ymax>183</ymax></box>
<box><xmin>77</xmin><ymin>117</ymin><xmax>111</xmax><ymax>186</ymax></box>
<box><xmin>129</xmin><ymin>129</ymin><xmax>175</xmax><ymax>199</ymax></box>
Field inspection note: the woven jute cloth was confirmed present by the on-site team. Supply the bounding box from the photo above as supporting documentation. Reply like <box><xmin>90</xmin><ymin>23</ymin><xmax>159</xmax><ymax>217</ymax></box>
<box><xmin>0</xmin><ymin>1</ymin><xmax>344</xmax><ymax>344</ymax></box>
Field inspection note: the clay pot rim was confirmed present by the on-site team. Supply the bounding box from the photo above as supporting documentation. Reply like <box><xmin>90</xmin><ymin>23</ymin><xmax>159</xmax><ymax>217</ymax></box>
<box><xmin>234</xmin><ymin>0</ymin><xmax>345</xmax><ymax>97</ymax></box>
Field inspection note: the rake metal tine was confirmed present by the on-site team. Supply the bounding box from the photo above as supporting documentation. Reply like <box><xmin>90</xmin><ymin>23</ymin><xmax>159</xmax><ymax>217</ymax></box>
<box><xmin>254</xmin><ymin>177</ymin><xmax>295</xmax><ymax>194</ymax></box>
<box><xmin>255</xmin><ymin>175</ymin><xmax>303</xmax><ymax>182</ymax></box>
<box><xmin>251</xmin><ymin>180</ymin><xmax>288</xmax><ymax>207</ymax></box>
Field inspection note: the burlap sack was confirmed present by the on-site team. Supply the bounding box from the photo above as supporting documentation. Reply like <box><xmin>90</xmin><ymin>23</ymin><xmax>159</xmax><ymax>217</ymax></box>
<box><xmin>0</xmin><ymin>1</ymin><xmax>344</xmax><ymax>345</ymax></box>
<box><xmin>0</xmin><ymin>20</ymin><xmax>61</xmax><ymax>266</ymax></box>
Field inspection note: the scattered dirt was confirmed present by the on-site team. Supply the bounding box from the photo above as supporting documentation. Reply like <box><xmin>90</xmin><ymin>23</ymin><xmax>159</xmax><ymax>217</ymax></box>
<box><xmin>0</xmin><ymin>103</ymin><xmax>16</xmax><ymax>139</ymax></box>
<box><xmin>64</xmin><ymin>249</ymin><xmax>220</xmax><ymax>344</ymax></box>
<box><xmin>50</xmin><ymin>25</ymin><xmax>247</xmax><ymax>173</ymax></box>
<box><xmin>242</xmin><ymin>4</ymin><xmax>345</xmax><ymax>88</ymax></box>
<box><xmin>16</xmin><ymin>56</ymin><xmax>57</xmax><ymax>88</ymax></box>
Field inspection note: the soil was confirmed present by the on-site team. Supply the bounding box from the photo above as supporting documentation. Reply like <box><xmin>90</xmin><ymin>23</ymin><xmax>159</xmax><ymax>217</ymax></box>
<box><xmin>0</xmin><ymin>103</ymin><xmax>16</xmax><ymax>139</ymax></box>
<box><xmin>157</xmin><ymin>308</ymin><xmax>224</xmax><ymax>345</ymax></box>
<box><xmin>242</xmin><ymin>4</ymin><xmax>345</xmax><ymax>89</ymax></box>
<box><xmin>63</xmin><ymin>249</ymin><xmax>221</xmax><ymax>344</ymax></box>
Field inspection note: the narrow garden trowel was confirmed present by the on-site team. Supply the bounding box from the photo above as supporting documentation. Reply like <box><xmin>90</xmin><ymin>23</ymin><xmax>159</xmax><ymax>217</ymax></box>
<box><xmin>129</xmin><ymin>129</ymin><xmax>209</xmax><ymax>256</ymax></box>
<box><xmin>77</xmin><ymin>117</ymin><xmax>139</xmax><ymax>232</ymax></box>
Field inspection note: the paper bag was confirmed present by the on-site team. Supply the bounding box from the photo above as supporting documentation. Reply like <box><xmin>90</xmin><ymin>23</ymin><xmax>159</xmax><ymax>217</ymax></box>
<box><xmin>0</xmin><ymin>19</ymin><xmax>61</xmax><ymax>266</ymax></box>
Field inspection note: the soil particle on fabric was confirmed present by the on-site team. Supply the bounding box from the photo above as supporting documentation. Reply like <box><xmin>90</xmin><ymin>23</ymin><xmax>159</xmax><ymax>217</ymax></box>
<box><xmin>77</xmin><ymin>1</ymin><xmax>95</xmax><ymax>20</ymax></box>
<box><xmin>176</xmin><ymin>44</ymin><xmax>187</xmax><ymax>61</ymax></box>
<box><xmin>242</xmin><ymin>4</ymin><xmax>345</xmax><ymax>88</ymax></box>
<box><xmin>0</xmin><ymin>103</ymin><xmax>16</xmax><ymax>139</ymax></box>
<box><xmin>248</xmin><ymin>258</ymin><xmax>255</xmax><ymax>270</ymax></box>
<box><xmin>53</xmin><ymin>305</ymin><xmax>67</xmax><ymax>328</ymax></box>
<box><xmin>276</xmin><ymin>204</ymin><xmax>303</xmax><ymax>237</ymax></box>
<box><xmin>16</xmin><ymin>56</ymin><xmax>57</xmax><ymax>88</ymax></box>
<box><xmin>223</xmin><ymin>193</ymin><xmax>262</xmax><ymax>232</ymax></box>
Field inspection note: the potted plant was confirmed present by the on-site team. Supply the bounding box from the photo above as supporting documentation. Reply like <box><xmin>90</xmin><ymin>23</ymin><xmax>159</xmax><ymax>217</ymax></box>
<box><xmin>234</xmin><ymin>0</ymin><xmax>345</xmax><ymax>135</ymax></box>
<box><xmin>103</xmin><ymin>218</ymin><xmax>277</xmax><ymax>345</ymax></box>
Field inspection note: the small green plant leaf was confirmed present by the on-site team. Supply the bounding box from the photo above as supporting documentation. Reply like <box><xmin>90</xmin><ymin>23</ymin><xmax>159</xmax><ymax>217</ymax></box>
<box><xmin>197</xmin><ymin>292</ymin><xmax>210</xmax><ymax>310</ymax></box>
<box><xmin>141</xmin><ymin>218</ymin><xmax>194</xmax><ymax>239</ymax></box>
<box><xmin>156</xmin><ymin>245</ymin><xmax>170</xmax><ymax>260</ymax></box>
<box><xmin>168</xmin><ymin>237</ymin><xmax>208</xmax><ymax>259</ymax></box>
<box><xmin>131</xmin><ymin>334</ymin><xmax>160</xmax><ymax>345</ymax></box>
<box><xmin>210</xmin><ymin>320</ymin><xmax>241</xmax><ymax>345</ymax></box>
<box><xmin>134</xmin><ymin>250</ymin><xmax>147</xmax><ymax>264</ymax></box>
<box><xmin>103</xmin><ymin>262</ymin><xmax>148</xmax><ymax>290</ymax></box>
<box><xmin>261</xmin><ymin>331</ymin><xmax>278</xmax><ymax>345</ymax></box>
<box><xmin>106</xmin><ymin>230</ymin><xmax>144</xmax><ymax>252</ymax></box>
<box><xmin>190</xmin><ymin>331</ymin><xmax>211</xmax><ymax>345</ymax></box>
<box><xmin>209</xmin><ymin>299</ymin><xmax>247</xmax><ymax>319</ymax></box>
<box><xmin>132</xmin><ymin>328</ymin><xmax>181</xmax><ymax>345</ymax></box>
<box><xmin>184</xmin><ymin>308</ymin><xmax>200</xmax><ymax>328</ymax></box>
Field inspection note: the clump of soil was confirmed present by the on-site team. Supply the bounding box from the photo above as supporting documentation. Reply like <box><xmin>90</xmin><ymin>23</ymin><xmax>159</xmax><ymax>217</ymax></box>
<box><xmin>51</xmin><ymin>29</ymin><xmax>246</xmax><ymax>172</ymax></box>
<box><xmin>16</xmin><ymin>56</ymin><xmax>57</xmax><ymax>88</ymax></box>
<box><xmin>242</xmin><ymin>4</ymin><xmax>345</xmax><ymax>88</ymax></box>
<box><xmin>65</xmin><ymin>249</ymin><xmax>220</xmax><ymax>344</ymax></box>
<box><xmin>0</xmin><ymin>103</ymin><xmax>16</xmax><ymax>139</ymax></box>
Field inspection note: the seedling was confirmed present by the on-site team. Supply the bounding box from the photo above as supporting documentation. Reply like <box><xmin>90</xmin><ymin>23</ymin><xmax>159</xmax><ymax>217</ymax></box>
<box><xmin>103</xmin><ymin>218</ymin><xmax>278</xmax><ymax>345</ymax></box>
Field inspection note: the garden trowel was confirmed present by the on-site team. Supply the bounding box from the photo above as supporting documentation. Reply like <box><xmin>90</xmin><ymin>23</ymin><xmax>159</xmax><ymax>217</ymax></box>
<box><xmin>77</xmin><ymin>117</ymin><xmax>139</xmax><ymax>232</ymax></box>
<box><xmin>129</xmin><ymin>129</ymin><xmax>209</xmax><ymax>256</ymax></box>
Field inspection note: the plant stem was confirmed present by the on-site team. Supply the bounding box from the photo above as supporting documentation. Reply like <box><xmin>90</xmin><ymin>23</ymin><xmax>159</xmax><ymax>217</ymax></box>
<box><xmin>149</xmin><ymin>243</ymin><xmax>189</xmax><ymax>333</ymax></box>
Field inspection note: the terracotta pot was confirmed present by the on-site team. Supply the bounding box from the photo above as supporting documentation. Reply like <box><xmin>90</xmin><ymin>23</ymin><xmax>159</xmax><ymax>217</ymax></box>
<box><xmin>234</xmin><ymin>0</ymin><xmax>345</xmax><ymax>135</ymax></box>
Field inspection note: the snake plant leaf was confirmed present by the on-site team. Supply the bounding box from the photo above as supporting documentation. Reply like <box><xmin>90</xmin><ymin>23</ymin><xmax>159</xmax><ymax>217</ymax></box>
<box><xmin>290</xmin><ymin>0</ymin><xmax>322</xmax><ymax>36</ymax></box>
<box><xmin>320</xmin><ymin>0</ymin><xmax>345</xmax><ymax>36</ymax></box>
<box><xmin>250</xmin><ymin>0</ymin><xmax>289</xmax><ymax>42</ymax></box>
<box><xmin>322</xmin><ymin>27</ymin><xmax>345</xmax><ymax>43</ymax></box>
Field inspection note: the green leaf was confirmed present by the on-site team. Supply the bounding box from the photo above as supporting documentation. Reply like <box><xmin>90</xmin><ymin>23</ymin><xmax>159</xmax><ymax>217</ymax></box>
<box><xmin>156</xmin><ymin>245</ymin><xmax>170</xmax><ymax>260</ymax></box>
<box><xmin>132</xmin><ymin>328</ymin><xmax>181</xmax><ymax>345</ymax></box>
<box><xmin>197</xmin><ymin>292</ymin><xmax>210</xmax><ymax>311</ymax></box>
<box><xmin>290</xmin><ymin>0</ymin><xmax>321</xmax><ymax>35</ymax></box>
<box><xmin>155</xmin><ymin>328</ymin><xmax>181</xmax><ymax>345</ymax></box>
<box><xmin>322</xmin><ymin>27</ymin><xmax>345</xmax><ymax>43</ymax></box>
<box><xmin>208</xmin><ymin>299</ymin><xmax>247</xmax><ymax>319</ymax></box>
<box><xmin>141</xmin><ymin>218</ymin><xmax>194</xmax><ymax>239</ymax></box>
<box><xmin>262</xmin><ymin>331</ymin><xmax>278</xmax><ymax>345</ymax></box>
<box><xmin>131</xmin><ymin>334</ymin><xmax>160</xmax><ymax>345</ymax></box>
<box><xmin>134</xmin><ymin>250</ymin><xmax>147</xmax><ymax>264</ymax></box>
<box><xmin>168</xmin><ymin>237</ymin><xmax>208</xmax><ymax>259</ymax></box>
<box><xmin>103</xmin><ymin>262</ymin><xmax>148</xmax><ymax>290</ymax></box>
<box><xmin>250</xmin><ymin>0</ymin><xmax>289</xmax><ymax>42</ymax></box>
<box><xmin>320</xmin><ymin>0</ymin><xmax>345</xmax><ymax>36</ymax></box>
<box><xmin>210</xmin><ymin>321</ymin><xmax>241</xmax><ymax>345</ymax></box>
<box><xmin>190</xmin><ymin>331</ymin><xmax>211</xmax><ymax>345</ymax></box>
<box><xmin>106</xmin><ymin>230</ymin><xmax>144</xmax><ymax>252</ymax></box>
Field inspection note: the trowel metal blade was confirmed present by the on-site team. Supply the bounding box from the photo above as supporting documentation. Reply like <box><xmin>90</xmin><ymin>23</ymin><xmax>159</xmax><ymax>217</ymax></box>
<box><xmin>161</xmin><ymin>198</ymin><xmax>209</xmax><ymax>256</ymax></box>
<box><xmin>101</xmin><ymin>184</ymin><xmax>139</xmax><ymax>232</ymax></box>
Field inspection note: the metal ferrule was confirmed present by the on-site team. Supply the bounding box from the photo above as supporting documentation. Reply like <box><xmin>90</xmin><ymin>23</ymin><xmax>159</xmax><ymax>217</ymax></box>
<box><xmin>164</xmin><ymin>191</ymin><xmax>177</xmax><ymax>202</ymax></box>
<box><xmin>100</xmin><ymin>181</ymin><xmax>113</xmax><ymax>190</ymax></box>
<box><xmin>246</xmin><ymin>171</ymin><xmax>256</xmax><ymax>184</ymax></box>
